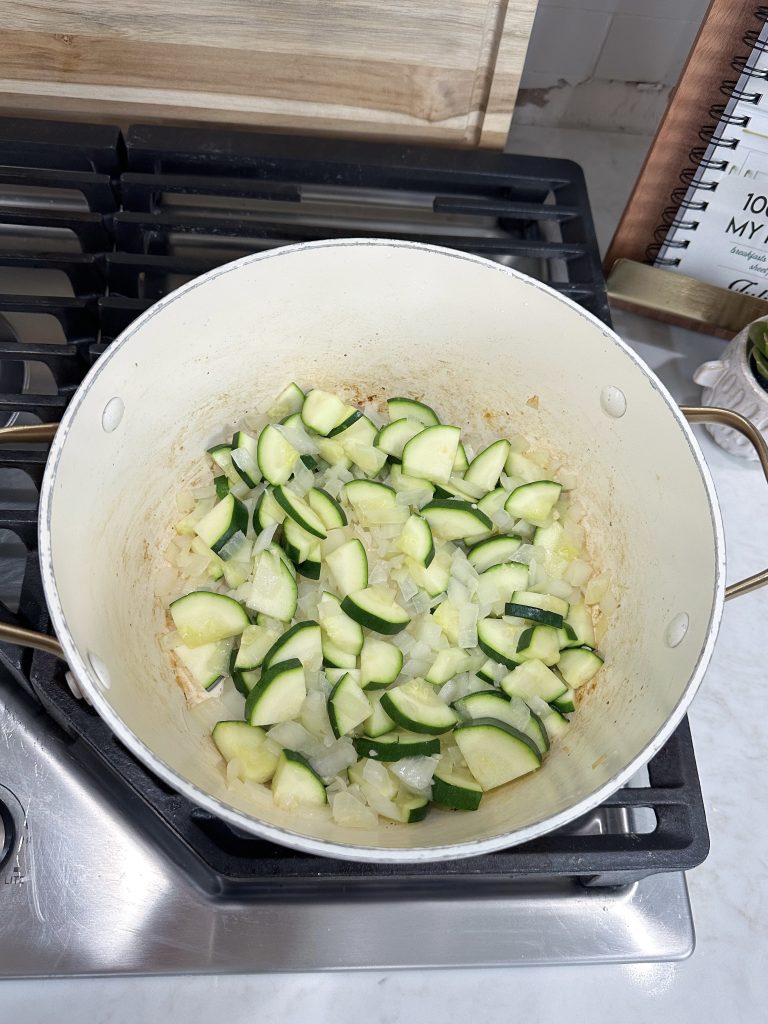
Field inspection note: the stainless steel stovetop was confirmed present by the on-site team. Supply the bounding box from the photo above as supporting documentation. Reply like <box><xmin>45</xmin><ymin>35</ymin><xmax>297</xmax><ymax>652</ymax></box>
<box><xmin>0</xmin><ymin>677</ymin><xmax>695</xmax><ymax>975</ymax></box>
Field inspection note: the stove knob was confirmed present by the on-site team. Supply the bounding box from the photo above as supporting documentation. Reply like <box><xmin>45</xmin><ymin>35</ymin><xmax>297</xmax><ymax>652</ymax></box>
<box><xmin>0</xmin><ymin>798</ymin><xmax>15</xmax><ymax>870</ymax></box>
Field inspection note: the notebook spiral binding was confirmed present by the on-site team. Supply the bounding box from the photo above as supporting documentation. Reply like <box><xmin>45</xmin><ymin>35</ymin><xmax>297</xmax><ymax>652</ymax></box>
<box><xmin>649</xmin><ymin>5</ymin><xmax>768</xmax><ymax>264</ymax></box>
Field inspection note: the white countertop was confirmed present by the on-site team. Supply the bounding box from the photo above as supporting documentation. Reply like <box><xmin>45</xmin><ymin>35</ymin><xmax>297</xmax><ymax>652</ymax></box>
<box><xmin>3</xmin><ymin>127</ymin><xmax>767</xmax><ymax>1022</ymax></box>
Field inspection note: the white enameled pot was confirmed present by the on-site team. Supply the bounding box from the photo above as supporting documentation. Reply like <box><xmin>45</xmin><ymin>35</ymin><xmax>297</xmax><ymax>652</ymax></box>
<box><xmin>2</xmin><ymin>239</ymin><xmax>767</xmax><ymax>863</ymax></box>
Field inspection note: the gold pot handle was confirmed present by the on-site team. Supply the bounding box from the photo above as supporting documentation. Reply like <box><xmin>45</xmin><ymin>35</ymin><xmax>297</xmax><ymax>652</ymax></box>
<box><xmin>681</xmin><ymin>405</ymin><xmax>768</xmax><ymax>600</ymax></box>
<box><xmin>0</xmin><ymin>421</ymin><xmax>65</xmax><ymax>658</ymax></box>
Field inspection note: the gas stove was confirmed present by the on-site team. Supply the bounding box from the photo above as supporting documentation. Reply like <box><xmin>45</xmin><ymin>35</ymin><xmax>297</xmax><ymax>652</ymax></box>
<box><xmin>0</xmin><ymin>118</ymin><xmax>709</xmax><ymax>975</ymax></box>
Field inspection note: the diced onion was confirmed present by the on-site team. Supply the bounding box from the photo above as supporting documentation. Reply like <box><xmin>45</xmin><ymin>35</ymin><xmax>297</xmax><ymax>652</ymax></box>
<box><xmin>253</xmin><ymin>522</ymin><xmax>279</xmax><ymax>554</ymax></box>
<box><xmin>217</xmin><ymin>531</ymin><xmax>252</xmax><ymax>562</ymax></box>
<box><xmin>176</xmin><ymin>490</ymin><xmax>195</xmax><ymax>514</ymax></box>
<box><xmin>491</xmin><ymin>509</ymin><xmax>514</xmax><ymax>530</ymax></box>
<box><xmin>585</xmin><ymin>573</ymin><xmax>610</xmax><ymax>605</ymax></box>
<box><xmin>332</xmin><ymin>791</ymin><xmax>378</xmax><ymax>828</ymax></box>
<box><xmin>458</xmin><ymin>603</ymin><xmax>478</xmax><ymax>649</ymax></box>
<box><xmin>311</xmin><ymin>739</ymin><xmax>358</xmax><ymax>780</ymax></box>
<box><xmin>273</xmin><ymin>420</ymin><xmax>318</xmax><ymax>455</ymax></box>
<box><xmin>390</xmin><ymin>755</ymin><xmax>439</xmax><ymax>794</ymax></box>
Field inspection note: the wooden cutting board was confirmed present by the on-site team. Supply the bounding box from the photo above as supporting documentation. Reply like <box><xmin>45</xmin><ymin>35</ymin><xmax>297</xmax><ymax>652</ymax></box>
<box><xmin>0</xmin><ymin>1</ymin><xmax>539</xmax><ymax>147</ymax></box>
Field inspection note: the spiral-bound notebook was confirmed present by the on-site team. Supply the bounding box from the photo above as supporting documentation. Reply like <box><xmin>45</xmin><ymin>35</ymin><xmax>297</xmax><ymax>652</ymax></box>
<box><xmin>605</xmin><ymin>1</ymin><xmax>768</xmax><ymax>337</ymax></box>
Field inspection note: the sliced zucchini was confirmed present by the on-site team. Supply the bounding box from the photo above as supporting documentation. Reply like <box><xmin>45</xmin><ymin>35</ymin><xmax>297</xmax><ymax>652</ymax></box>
<box><xmin>505</xmin><ymin>450</ymin><xmax>546</xmax><ymax>482</ymax></box>
<box><xmin>213</xmin><ymin>475</ymin><xmax>230</xmax><ymax>499</ymax></box>
<box><xmin>338</xmin><ymin>417</ymin><xmax>388</xmax><ymax>476</ymax></box>
<box><xmin>273</xmin><ymin>485</ymin><xmax>327</xmax><ymax>539</ymax></box>
<box><xmin>401</xmin><ymin>425</ymin><xmax>461</xmax><ymax>485</ymax></box>
<box><xmin>328</xmin><ymin>409</ymin><xmax>362</xmax><ymax>437</ymax></box>
<box><xmin>315</xmin><ymin>435</ymin><xmax>351</xmax><ymax>469</ymax></box>
<box><xmin>452</xmin><ymin>442</ymin><xmax>469</xmax><ymax>474</ymax></box>
<box><xmin>363</xmin><ymin>695</ymin><xmax>397</xmax><ymax>736</ymax></box>
<box><xmin>551</xmin><ymin>687</ymin><xmax>576</xmax><ymax>714</ymax></box>
<box><xmin>522</xmin><ymin>709</ymin><xmax>550</xmax><ymax>755</ymax></box>
<box><xmin>432</xmin><ymin>599</ymin><xmax>461</xmax><ymax>645</ymax></box>
<box><xmin>464</xmin><ymin>438</ymin><xmax>511</xmax><ymax>492</ymax></box>
<box><xmin>234</xmin><ymin>623</ymin><xmax>280</xmax><ymax>671</ymax></box>
<box><xmin>406</xmin><ymin>546</ymin><xmax>451</xmax><ymax>597</ymax></box>
<box><xmin>466</xmin><ymin>534</ymin><xmax>523</xmax><ymax>573</ymax></box>
<box><xmin>387</xmin><ymin>396</ymin><xmax>440</xmax><ymax>427</ymax></box>
<box><xmin>262</xmin><ymin>620</ymin><xmax>322</xmax><ymax>672</ymax></box>
<box><xmin>194</xmin><ymin>493</ymin><xmax>248</xmax><ymax>555</ymax></box>
<box><xmin>516</xmin><ymin>625</ymin><xmax>561</xmax><ymax>666</ymax></box>
<box><xmin>454</xmin><ymin>690</ymin><xmax>530</xmax><ymax>731</ymax></box>
<box><xmin>212</xmin><ymin>721</ymin><xmax>278</xmax><ymax>783</ymax></box>
<box><xmin>208</xmin><ymin>443</ymin><xmax>241</xmax><ymax>487</ymax></box>
<box><xmin>324</xmin><ymin>666</ymin><xmax>360</xmax><ymax>686</ymax></box>
<box><xmin>341</xmin><ymin>587</ymin><xmax>410</xmax><ymax>635</ymax></box>
<box><xmin>477</xmin><ymin>658</ymin><xmax>498</xmax><ymax>684</ymax></box>
<box><xmin>376</xmin><ymin>417</ymin><xmax>424</xmax><ymax>459</ymax></box>
<box><xmin>326</xmin><ymin>538</ymin><xmax>369</xmax><ymax>594</ymax></box>
<box><xmin>231</xmin><ymin>430</ymin><xmax>261</xmax><ymax>488</ymax></box>
<box><xmin>505</xmin><ymin>603</ymin><xmax>564</xmax><ymax>628</ymax></box>
<box><xmin>175</xmin><ymin>637</ymin><xmax>233</xmax><ymax>690</ymax></box>
<box><xmin>307</xmin><ymin>487</ymin><xmax>347</xmax><ymax>529</ymax></box>
<box><xmin>394</xmin><ymin>790</ymin><xmax>430</xmax><ymax>824</ymax></box>
<box><xmin>170</xmin><ymin>591</ymin><xmax>249</xmax><ymax>647</ymax></box>
<box><xmin>327</xmin><ymin>672</ymin><xmax>371</xmax><ymax>738</ymax></box>
<box><xmin>271</xmin><ymin>749</ymin><xmax>327</xmax><ymax>809</ymax></box>
<box><xmin>431</xmin><ymin>765</ymin><xmax>482</xmax><ymax>811</ymax></box>
<box><xmin>476</xmin><ymin>486</ymin><xmax>509</xmax><ymax>518</ymax></box>
<box><xmin>558</xmin><ymin>647</ymin><xmax>604</xmax><ymax>688</ymax></box>
<box><xmin>454</xmin><ymin>718</ymin><xmax>541</xmax><ymax>790</ymax></box>
<box><xmin>432</xmin><ymin>477</ymin><xmax>479</xmax><ymax>502</ymax></box>
<box><xmin>501</xmin><ymin>659</ymin><xmax>567</xmax><ymax>703</ymax></box>
<box><xmin>267</xmin><ymin>382</ymin><xmax>305</xmax><ymax>420</ymax></box>
<box><xmin>389</xmin><ymin>464</ymin><xmax>435</xmax><ymax>499</ymax></box>
<box><xmin>253</xmin><ymin>487</ymin><xmax>286</xmax><ymax>533</ymax></box>
<box><xmin>476</xmin><ymin>562</ymin><xmax>529</xmax><ymax>607</ymax></box>
<box><xmin>247</xmin><ymin>548</ymin><xmax>298</xmax><ymax>622</ymax></box>
<box><xmin>476</xmin><ymin>617</ymin><xmax>524</xmax><ymax>669</ymax></box>
<box><xmin>399</xmin><ymin>514</ymin><xmax>434</xmax><ymax>567</ymax></box>
<box><xmin>360</xmin><ymin>636</ymin><xmax>403</xmax><ymax>690</ymax></box>
<box><xmin>540</xmin><ymin>706</ymin><xmax>570</xmax><ymax>738</ymax></box>
<box><xmin>420</xmin><ymin>499</ymin><xmax>493</xmax><ymax>542</ymax></box>
<box><xmin>300</xmin><ymin>454</ymin><xmax>319</xmax><ymax>471</ymax></box>
<box><xmin>510</xmin><ymin>590</ymin><xmax>569</xmax><ymax>618</ymax></box>
<box><xmin>296</xmin><ymin>546</ymin><xmax>322</xmax><ymax>581</ymax></box>
<box><xmin>257</xmin><ymin>424</ymin><xmax>300</xmax><ymax>486</ymax></box>
<box><xmin>425</xmin><ymin>648</ymin><xmax>475</xmax><ymax>686</ymax></box>
<box><xmin>562</xmin><ymin>603</ymin><xmax>595</xmax><ymax>649</ymax></box>
<box><xmin>319</xmin><ymin>591</ymin><xmax>364</xmax><ymax>656</ymax></box>
<box><xmin>343</xmin><ymin>479</ymin><xmax>402</xmax><ymax>525</ymax></box>
<box><xmin>380</xmin><ymin>678</ymin><xmax>458</xmax><ymax>735</ymax></box>
<box><xmin>245</xmin><ymin>658</ymin><xmax>306</xmax><ymax>727</ymax></box>
<box><xmin>504</xmin><ymin>481</ymin><xmax>562</xmax><ymax>527</ymax></box>
<box><xmin>322</xmin><ymin>637</ymin><xmax>357</xmax><ymax>669</ymax></box>
<box><xmin>301</xmin><ymin>388</ymin><xmax>355</xmax><ymax>436</ymax></box>
<box><xmin>190</xmin><ymin>536</ymin><xmax>224</xmax><ymax>581</ymax></box>
<box><xmin>353</xmin><ymin>731</ymin><xmax>441</xmax><ymax>761</ymax></box>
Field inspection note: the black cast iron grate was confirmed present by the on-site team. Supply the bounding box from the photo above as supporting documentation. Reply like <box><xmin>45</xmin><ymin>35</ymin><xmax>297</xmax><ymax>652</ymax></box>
<box><xmin>0</xmin><ymin>117</ymin><xmax>708</xmax><ymax>893</ymax></box>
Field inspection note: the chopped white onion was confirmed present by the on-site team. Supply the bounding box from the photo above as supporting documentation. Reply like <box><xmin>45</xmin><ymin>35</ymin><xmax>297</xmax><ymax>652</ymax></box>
<box><xmin>290</xmin><ymin>460</ymin><xmax>315</xmax><ymax>497</ymax></box>
<box><xmin>267</xmin><ymin>721</ymin><xmax>321</xmax><ymax>757</ymax></box>
<box><xmin>397</xmin><ymin>574</ymin><xmax>419</xmax><ymax>603</ymax></box>
<box><xmin>390</xmin><ymin>755</ymin><xmax>439</xmax><ymax>794</ymax></box>
<box><xmin>458</xmin><ymin>603</ymin><xmax>478</xmax><ymax>649</ymax></box>
<box><xmin>585</xmin><ymin>573</ymin><xmax>610</xmax><ymax>605</ymax></box>
<box><xmin>273</xmin><ymin>420</ymin><xmax>318</xmax><ymax>455</ymax></box>
<box><xmin>310</xmin><ymin>738</ymin><xmax>358</xmax><ymax>780</ymax></box>
<box><xmin>362</xmin><ymin>758</ymin><xmax>391</xmax><ymax>790</ymax></box>
<box><xmin>159</xmin><ymin>629</ymin><xmax>183</xmax><ymax>651</ymax></box>
<box><xmin>175</xmin><ymin>489</ymin><xmax>195</xmax><ymax>514</ymax></box>
<box><xmin>331</xmin><ymin>790</ymin><xmax>378</xmax><ymax>828</ymax></box>
<box><xmin>253</xmin><ymin>522</ymin><xmax>279</xmax><ymax>554</ymax></box>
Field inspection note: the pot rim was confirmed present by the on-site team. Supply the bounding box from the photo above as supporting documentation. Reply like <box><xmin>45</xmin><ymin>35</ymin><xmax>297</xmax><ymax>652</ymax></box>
<box><xmin>37</xmin><ymin>238</ymin><xmax>726</xmax><ymax>863</ymax></box>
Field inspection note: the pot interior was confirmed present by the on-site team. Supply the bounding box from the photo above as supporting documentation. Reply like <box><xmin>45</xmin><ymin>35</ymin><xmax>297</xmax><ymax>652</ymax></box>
<box><xmin>42</xmin><ymin>241</ymin><xmax>723</xmax><ymax>859</ymax></box>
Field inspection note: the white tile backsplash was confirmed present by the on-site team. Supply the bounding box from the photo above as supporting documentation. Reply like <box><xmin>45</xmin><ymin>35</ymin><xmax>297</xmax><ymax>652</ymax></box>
<box><xmin>522</xmin><ymin>6</ymin><xmax>612</xmax><ymax>82</ymax></box>
<box><xmin>524</xmin><ymin>0</ymin><xmax>710</xmax><ymax>85</ymax></box>
<box><xmin>518</xmin><ymin>0</ymin><xmax>711</xmax><ymax>129</ymax></box>
<box><xmin>594</xmin><ymin>14</ymin><xmax>697</xmax><ymax>84</ymax></box>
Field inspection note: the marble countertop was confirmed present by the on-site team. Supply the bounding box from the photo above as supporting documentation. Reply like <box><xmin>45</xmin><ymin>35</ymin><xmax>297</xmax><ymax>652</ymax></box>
<box><xmin>3</xmin><ymin>128</ymin><xmax>767</xmax><ymax>1022</ymax></box>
